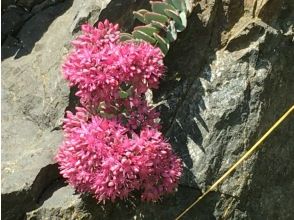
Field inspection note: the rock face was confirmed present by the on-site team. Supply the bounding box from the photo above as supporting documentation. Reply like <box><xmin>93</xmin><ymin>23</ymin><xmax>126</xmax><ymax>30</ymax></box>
<box><xmin>2</xmin><ymin>0</ymin><xmax>294</xmax><ymax>219</ymax></box>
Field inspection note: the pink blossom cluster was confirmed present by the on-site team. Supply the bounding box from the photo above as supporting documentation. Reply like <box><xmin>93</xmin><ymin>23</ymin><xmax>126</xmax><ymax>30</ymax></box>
<box><xmin>56</xmin><ymin>20</ymin><xmax>182</xmax><ymax>203</ymax></box>
<box><xmin>62</xmin><ymin>20</ymin><xmax>165</xmax><ymax>110</ymax></box>
<box><xmin>56</xmin><ymin>108</ymin><xmax>182</xmax><ymax>202</ymax></box>
<box><xmin>117</xmin><ymin>97</ymin><xmax>161</xmax><ymax>131</ymax></box>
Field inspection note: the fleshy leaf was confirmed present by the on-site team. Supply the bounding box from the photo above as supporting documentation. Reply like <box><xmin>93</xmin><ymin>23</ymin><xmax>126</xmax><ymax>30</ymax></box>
<box><xmin>171</xmin><ymin>0</ymin><xmax>186</xmax><ymax>12</ymax></box>
<box><xmin>144</xmin><ymin>12</ymin><xmax>169</xmax><ymax>24</ymax></box>
<box><xmin>119</xmin><ymin>90</ymin><xmax>129</xmax><ymax>99</ymax></box>
<box><xmin>179</xmin><ymin>11</ymin><xmax>187</xmax><ymax>28</ymax></box>
<box><xmin>133</xmin><ymin>10</ymin><xmax>148</xmax><ymax>24</ymax></box>
<box><xmin>132</xmin><ymin>30</ymin><xmax>157</xmax><ymax>44</ymax></box>
<box><xmin>150</xmin><ymin>1</ymin><xmax>176</xmax><ymax>15</ymax></box>
<box><xmin>166</xmin><ymin>20</ymin><xmax>177</xmax><ymax>42</ymax></box>
<box><xmin>153</xmin><ymin>32</ymin><xmax>169</xmax><ymax>54</ymax></box>
<box><xmin>134</xmin><ymin>25</ymin><xmax>158</xmax><ymax>36</ymax></box>
<box><xmin>120</xmin><ymin>33</ymin><xmax>133</xmax><ymax>41</ymax></box>
<box><xmin>151</xmin><ymin>20</ymin><xmax>167</xmax><ymax>30</ymax></box>
<box><xmin>164</xmin><ymin>9</ymin><xmax>183</xmax><ymax>29</ymax></box>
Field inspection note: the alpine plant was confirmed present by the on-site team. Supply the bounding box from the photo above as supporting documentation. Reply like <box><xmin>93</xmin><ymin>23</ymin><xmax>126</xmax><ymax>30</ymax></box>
<box><xmin>56</xmin><ymin>19</ymin><xmax>182</xmax><ymax>203</ymax></box>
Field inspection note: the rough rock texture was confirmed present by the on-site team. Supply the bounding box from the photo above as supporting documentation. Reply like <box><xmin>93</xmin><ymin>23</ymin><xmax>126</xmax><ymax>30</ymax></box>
<box><xmin>2</xmin><ymin>0</ymin><xmax>294</xmax><ymax>219</ymax></box>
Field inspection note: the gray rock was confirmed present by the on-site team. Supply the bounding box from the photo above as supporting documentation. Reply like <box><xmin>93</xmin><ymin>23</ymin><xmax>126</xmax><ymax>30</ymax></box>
<box><xmin>26</xmin><ymin>185</ymin><xmax>209</xmax><ymax>220</ymax></box>
<box><xmin>70</xmin><ymin>0</ymin><xmax>110</xmax><ymax>34</ymax></box>
<box><xmin>26</xmin><ymin>186</ymin><xmax>86</xmax><ymax>220</ymax></box>
<box><xmin>155</xmin><ymin>0</ymin><xmax>294</xmax><ymax>218</ymax></box>
<box><xmin>1</xmin><ymin>1</ymin><xmax>114</xmax><ymax>219</ymax></box>
<box><xmin>2</xmin><ymin>0</ymin><xmax>294</xmax><ymax>219</ymax></box>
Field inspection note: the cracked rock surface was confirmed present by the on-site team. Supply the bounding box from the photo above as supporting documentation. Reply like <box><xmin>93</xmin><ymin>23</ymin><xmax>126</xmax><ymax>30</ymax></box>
<box><xmin>2</xmin><ymin>0</ymin><xmax>294</xmax><ymax>219</ymax></box>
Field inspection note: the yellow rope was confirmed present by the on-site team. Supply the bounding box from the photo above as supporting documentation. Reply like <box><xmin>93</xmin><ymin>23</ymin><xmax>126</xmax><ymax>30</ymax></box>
<box><xmin>175</xmin><ymin>104</ymin><xmax>294</xmax><ymax>220</ymax></box>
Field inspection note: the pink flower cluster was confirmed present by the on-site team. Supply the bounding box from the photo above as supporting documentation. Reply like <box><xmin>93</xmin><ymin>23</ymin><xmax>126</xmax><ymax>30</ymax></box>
<box><xmin>62</xmin><ymin>20</ymin><xmax>164</xmax><ymax>110</ymax></box>
<box><xmin>56</xmin><ymin>108</ymin><xmax>182</xmax><ymax>202</ymax></box>
<box><xmin>56</xmin><ymin>20</ymin><xmax>182</xmax><ymax>203</ymax></box>
<box><xmin>117</xmin><ymin>97</ymin><xmax>160</xmax><ymax>131</ymax></box>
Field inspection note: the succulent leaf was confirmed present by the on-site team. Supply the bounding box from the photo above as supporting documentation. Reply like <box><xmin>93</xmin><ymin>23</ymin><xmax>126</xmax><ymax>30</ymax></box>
<box><xmin>137</xmin><ymin>9</ymin><xmax>149</xmax><ymax>14</ymax></box>
<box><xmin>119</xmin><ymin>90</ymin><xmax>129</xmax><ymax>99</ymax></box>
<box><xmin>131</xmin><ymin>0</ymin><xmax>194</xmax><ymax>54</ymax></box>
<box><xmin>133</xmin><ymin>10</ymin><xmax>149</xmax><ymax>24</ymax></box>
<box><xmin>132</xmin><ymin>30</ymin><xmax>157</xmax><ymax>44</ymax></box>
<box><xmin>151</xmin><ymin>20</ymin><xmax>167</xmax><ymax>30</ymax></box>
<box><xmin>120</xmin><ymin>33</ymin><xmax>133</xmax><ymax>41</ymax></box>
<box><xmin>171</xmin><ymin>0</ymin><xmax>186</xmax><ymax>12</ymax></box>
<box><xmin>134</xmin><ymin>25</ymin><xmax>158</xmax><ymax>36</ymax></box>
<box><xmin>165</xmin><ymin>0</ymin><xmax>175</xmax><ymax>7</ymax></box>
<box><xmin>179</xmin><ymin>11</ymin><xmax>187</xmax><ymax>28</ymax></box>
<box><xmin>150</xmin><ymin>1</ymin><xmax>176</xmax><ymax>15</ymax></box>
<box><xmin>144</xmin><ymin>12</ymin><xmax>169</xmax><ymax>24</ymax></box>
<box><xmin>166</xmin><ymin>20</ymin><xmax>177</xmax><ymax>42</ymax></box>
<box><xmin>164</xmin><ymin>9</ymin><xmax>182</xmax><ymax>26</ymax></box>
<box><xmin>153</xmin><ymin>32</ymin><xmax>169</xmax><ymax>54</ymax></box>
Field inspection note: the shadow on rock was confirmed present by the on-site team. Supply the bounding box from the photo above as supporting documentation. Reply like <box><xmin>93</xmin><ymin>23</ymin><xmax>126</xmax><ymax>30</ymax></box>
<box><xmin>80</xmin><ymin>185</ymin><xmax>221</xmax><ymax>220</ymax></box>
<box><xmin>1</xmin><ymin>0</ymin><xmax>73</xmax><ymax>60</ymax></box>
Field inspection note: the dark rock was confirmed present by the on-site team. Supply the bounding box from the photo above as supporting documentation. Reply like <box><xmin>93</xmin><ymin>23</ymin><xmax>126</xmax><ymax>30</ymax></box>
<box><xmin>16</xmin><ymin>0</ymin><xmax>46</xmax><ymax>10</ymax></box>
<box><xmin>97</xmin><ymin>0</ymin><xmax>150</xmax><ymax>32</ymax></box>
<box><xmin>1</xmin><ymin>35</ymin><xmax>22</xmax><ymax>59</ymax></box>
<box><xmin>154</xmin><ymin>0</ymin><xmax>294</xmax><ymax>219</ymax></box>
<box><xmin>2</xmin><ymin>0</ymin><xmax>16</xmax><ymax>12</ymax></box>
<box><xmin>1</xmin><ymin>5</ymin><xmax>30</xmax><ymax>42</ymax></box>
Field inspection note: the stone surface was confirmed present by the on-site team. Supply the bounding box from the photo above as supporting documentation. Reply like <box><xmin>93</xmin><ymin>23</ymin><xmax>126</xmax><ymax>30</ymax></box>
<box><xmin>1</xmin><ymin>0</ymin><xmax>294</xmax><ymax>219</ymax></box>
<box><xmin>26</xmin><ymin>185</ymin><xmax>209</xmax><ymax>220</ymax></box>
<box><xmin>1</xmin><ymin>0</ymin><xmax>109</xmax><ymax>219</ymax></box>
<box><xmin>155</xmin><ymin>0</ymin><xmax>294</xmax><ymax>219</ymax></box>
<box><xmin>1</xmin><ymin>6</ymin><xmax>29</xmax><ymax>42</ymax></box>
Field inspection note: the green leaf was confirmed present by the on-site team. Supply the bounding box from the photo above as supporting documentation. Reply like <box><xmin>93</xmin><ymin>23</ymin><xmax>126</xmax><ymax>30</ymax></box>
<box><xmin>164</xmin><ymin>9</ymin><xmax>182</xmax><ymax>26</ymax></box>
<box><xmin>171</xmin><ymin>0</ymin><xmax>186</xmax><ymax>12</ymax></box>
<box><xmin>144</xmin><ymin>12</ymin><xmax>169</xmax><ymax>24</ymax></box>
<box><xmin>137</xmin><ymin>9</ymin><xmax>149</xmax><ymax>14</ymax></box>
<box><xmin>153</xmin><ymin>33</ymin><xmax>169</xmax><ymax>54</ymax></box>
<box><xmin>120</xmin><ymin>33</ymin><xmax>133</xmax><ymax>42</ymax></box>
<box><xmin>134</xmin><ymin>25</ymin><xmax>158</xmax><ymax>36</ymax></box>
<box><xmin>179</xmin><ymin>11</ymin><xmax>187</xmax><ymax>28</ymax></box>
<box><xmin>119</xmin><ymin>90</ymin><xmax>129</xmax><ymax>99</ymax></box>
<box><xmin>132</xmin><ymin>30</ymin><xmax>156</xmax><ymax>44</ymax></box>
<box><xmin>133</xmin><ymin>10</ymin><xmax>149</xmax><ymax>24</ymax></box>
<box><xmin>165</xmin><ymin>0</ymin><xmax>175</xmax><ymax>7</ymax></box>
<box><xmin>150</xmin><ymin>1</ymin><xmax>176</xmax><ymax>15</ymax></box>
<box><xmin>165</xmin><ymin>9</ymin><xmax>185</xmax><ymax>32</ymax></box>
<box><xmin>166</xmin><ymin>20</ymin><xmax>177</xmax><ymax>42</ymax></box>
<box><xmin>151</xmin><ymin>20</ymin><xmax>167</xmax><ymax>30</ymax></box>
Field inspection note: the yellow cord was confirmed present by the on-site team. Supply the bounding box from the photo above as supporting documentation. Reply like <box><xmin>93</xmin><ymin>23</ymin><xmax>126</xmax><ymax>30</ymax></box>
<box><xmin>175</xmin><ymin>104</ymin><xmax>294</xmax><ymax>220</ymax></box>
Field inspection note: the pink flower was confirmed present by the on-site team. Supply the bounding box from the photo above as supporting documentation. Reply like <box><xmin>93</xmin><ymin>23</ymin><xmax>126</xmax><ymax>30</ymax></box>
<box><xmin>56</xmin><ymin>107</ymin><xmax>139</xmax><ymax>201</ymax></box>
<box><xmin>117</xmin><ymin>96</ymin><xmax>161</xmax><ymax>131</ymax></box>
<box><xmin>62</xmin><ymin>21</ymin><xmax>165</xmax><ymax>109</ymax></box>
<box><xmin>115</xmin><ymin>42</ymin><xmax>165</xmax><ymax>94</ymax></box>
<box><xmin>131</xmin><ymin>128</ymin><xmax>182</xmax><ymax>201</ymax></box>
<box><xmin>56</xmin><ymin>108</ymin><xmax>182</xmax><ymax>203</ymax></box>
<box><xmin>57</xmin><ymin>20</ymin><xmax>182</xmax><ymax>203</ymax></box>
<box><xmin>62</xmin><ymin>20</ymin><xmax>120</xmax><ymax>107</ymax></box>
